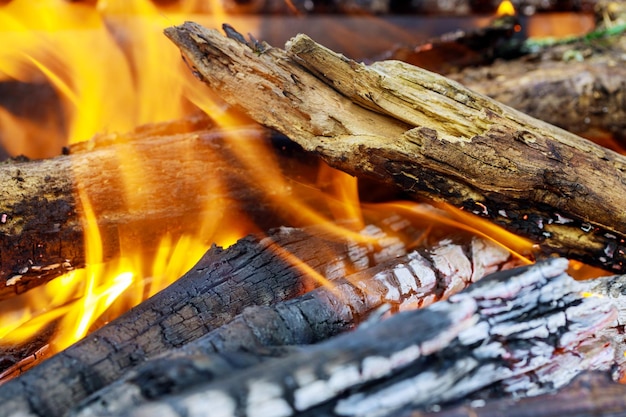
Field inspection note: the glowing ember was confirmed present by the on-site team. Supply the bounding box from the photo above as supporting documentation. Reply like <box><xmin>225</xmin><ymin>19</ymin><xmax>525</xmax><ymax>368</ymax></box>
<box><xmin>496</xmin><ymin>0</ymin><xmax>516</xmax><ymax>17</ymax></box>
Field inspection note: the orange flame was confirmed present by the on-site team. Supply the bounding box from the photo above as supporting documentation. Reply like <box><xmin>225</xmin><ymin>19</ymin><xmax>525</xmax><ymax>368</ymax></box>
<box><xmin>0</xmin><ymin>0</ymin><xmax>260</xmax><ymax>359</ymax></box>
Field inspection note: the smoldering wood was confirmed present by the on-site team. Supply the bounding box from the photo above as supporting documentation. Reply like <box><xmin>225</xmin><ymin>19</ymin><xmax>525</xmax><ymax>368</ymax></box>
<box><xmin>165</xmin><ymin>22</ymin><xmax>626</xmax><ymax>273</ymax></box>
<box><xmin>386</xmin><ymin>268</ymin><xmax>626</xmax><ymax>417</ymax></box>
<box><xmin>407</xmin><ymin>371</ymin><xmax>626</xmax><ymax>417</ymax></box>
<box><xmin>75</xmin><ymin>259</ymin><xmax>617</xmax><ymax>417</ymax></box>
<box><xmin>0</xmin><ymin>217</ymin><xmax>422</xmax><ymax>417</ymax></box>
<box><xmin>68</xmin><ymin>235</ymin><xmax>514</xmax><ymax>417</ymax></box>
<box><xmin>0</xmin><ymin>114</ymin><xmax>336</xmax><ymax>299</ymax></box>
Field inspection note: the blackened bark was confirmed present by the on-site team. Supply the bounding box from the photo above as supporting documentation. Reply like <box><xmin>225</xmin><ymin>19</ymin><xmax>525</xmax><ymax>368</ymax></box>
<box><xmin>0</xmin><ymin>218</ymin><xmax>419</xmax><ymax>417</ymax></box>
<box><xmin>68</xmin><ymin>236</ymin><xmax>514</xmax><ymax>417</ymax></box>
<box><xmin>85</xmin><ymin>259</ymin><xmax>617</xmax><ymax>417</ymax></box>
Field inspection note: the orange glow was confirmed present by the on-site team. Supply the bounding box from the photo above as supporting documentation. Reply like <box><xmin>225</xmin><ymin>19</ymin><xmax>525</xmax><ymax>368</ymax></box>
<box><xmin>0</xmin><ymin>0</ymin><xmax>378</xmax><ymax>373</ymax></box>
<box><xmin>496</xmin><ymin>0</ymin><xmax>516</xmax><ymax>17</ymax></box>
<box><xmin>373</xmin><ymin>201</ymin><xmax>534</xmax><ymax>264</ymax></box>
<box><xmin>0</xmin><ymin>0</ymin><xmax>259</xmax><ymax>364</ymax></box>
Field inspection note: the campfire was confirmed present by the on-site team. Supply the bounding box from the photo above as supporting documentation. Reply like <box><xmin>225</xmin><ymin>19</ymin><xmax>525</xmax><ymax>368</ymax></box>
<box><xmin>2</xmin><ymin>0</ymin><xmax>626</xmax><ymax>416</ymax></box>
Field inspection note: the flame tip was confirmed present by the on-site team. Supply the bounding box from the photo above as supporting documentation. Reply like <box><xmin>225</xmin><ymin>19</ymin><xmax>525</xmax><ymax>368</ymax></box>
<box><xmin>496</xmin><ymin>0</ymin><xmax>516</xmax><ymax>16</ymax></box>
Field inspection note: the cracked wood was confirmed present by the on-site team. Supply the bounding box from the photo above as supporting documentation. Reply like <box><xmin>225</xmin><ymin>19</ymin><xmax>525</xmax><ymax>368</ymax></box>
<box><xmin>165</xmin><ymin>22</ymin><xmax>626</xmax><ymax>273</ymax></box>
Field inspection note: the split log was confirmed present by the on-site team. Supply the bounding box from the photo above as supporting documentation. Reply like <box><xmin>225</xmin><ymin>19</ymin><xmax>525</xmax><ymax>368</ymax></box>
<box><xmin>165</xmin><ymin>22</ymin><xmax>626</xmax><ymax>273</ymax></box>
<box><xmin>68</xmin><ymin>235</ymin><xmax>514</xmax><ymax>417</ymax></box>
<box><xmin>71</xmin><ymin>259</ymin><xmax>618</xmax><ymax>417</ymax></box>
<box><xmin>0</xmin><ymin>216</ymin><xmax>425</xmax><ymax>417</ymax></box>
<box><xmin>0</xmin><ymin>114</ymin><xmax>336</xmax><ymax>299</ymax></box>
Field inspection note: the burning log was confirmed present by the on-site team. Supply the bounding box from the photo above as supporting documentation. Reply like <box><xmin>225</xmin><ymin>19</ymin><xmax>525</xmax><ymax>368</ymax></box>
<box><xmin>67</xmin><ymin>235</ymin><xmax>513</xmax><ymax>417</ymax></box>
<box><xmin>165</xmin><ymin>22</ymin><xmax>626</xmax><ymax>273</ymax></box>
<box><xmin>67</xmin><ymin>259</ymin><xmax>618</xmax><ymax>417</ymax></box>
<box><xmin>0</xmin><ymin>114</ymin><xmax>337</xmax><ymax>299</ymax></box>
<box><xmin>0</xmin><ymin>215</ymin><xmax>441</xmax><ymax>416</ymax></box>
<box><xmin>410</xmin><ymin>371</ymin><xmax>626</xmax><ymax>417</ymax></box>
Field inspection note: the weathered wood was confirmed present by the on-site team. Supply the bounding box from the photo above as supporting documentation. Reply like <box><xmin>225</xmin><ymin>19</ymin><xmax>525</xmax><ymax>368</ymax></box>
<box><xmin>0</xmin><ymin>115</ymin><xmax>331</xmax><ymax>299</ymax></box>
<box><xmin>0</xmin><ymin>218</ymin><xmax>420</xmax><ymax>417</ymax></box>
<box><xmin>68</xmin><ymin>236</ymin><xmax>515</xmax><ymax>417</ymax></box>
<box><xmin>165</xmin><ymin>22</ymin><xmax>626</xmax><ymax>273</ymax></box>
<box><xmin>407</xmin><ymin>371</ymin><xmax>626</xmax><ymax>417</ymax></box>
<box><xmin>75</xmin><ymin>259</ymin><xmax>618</xmax><ymax>417</ymax></box>
<box><xmin>448</xmin><ymin>27</ymin><xmax>626</xmax><ymax>146</ymax></box>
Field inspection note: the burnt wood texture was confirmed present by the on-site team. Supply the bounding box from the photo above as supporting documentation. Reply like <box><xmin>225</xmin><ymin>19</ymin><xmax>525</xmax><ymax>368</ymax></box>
<box><xmin>0</xmin><ymin>216</ymin><xmax>440</xmax><ymax>417</ymax></box>
<box><xmin>165</xmin><ymin>22</ymin><xmax>626</xmax><ymax>273</ymax></box>
<box><xmin>68</xmin><ymin>259</ymin><xmax>621</xmax><ymax>417</ymax></box>
<box><xmin>68</xmin><ymin>235</ymin><xmax>514</xmax><ymax>417</ymax></box>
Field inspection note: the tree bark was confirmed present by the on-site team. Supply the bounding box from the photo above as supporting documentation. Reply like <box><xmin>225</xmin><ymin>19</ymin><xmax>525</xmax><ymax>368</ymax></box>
<box><xmin>447</xmin><ymin>29</ymin><xmax>626</xmax><ymax>147</ymax></box>
<box><xmin>0</xmin><ymin>114</ymin><xmax>332</xmax><ymax>299</ymax></box>
<box><xmin>408</xmin><ymin>371</ymin><xmax>626</xmax><ymax>417</ymax></box>
<box><xmin>165</xmin><ymin>22</ymin><xmax>626</xmax><ymax>273</ymax></box>
<box><xmin>0</xmin><ymin>216</ymin><xmax>424</xmax><ymax>417</ymax></box>
<box><xmin>68</xmin><ymin>235</ymin><xmax>514</xmax><ymax>417</ymax></box>
<box><xmin>69</xmin><ymin>259</ymin><xmax>618</xmax><ymax>417</ymax></box>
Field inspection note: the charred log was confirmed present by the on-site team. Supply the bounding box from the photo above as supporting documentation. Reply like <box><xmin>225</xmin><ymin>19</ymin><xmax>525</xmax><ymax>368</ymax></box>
<box><xmin>69</xmin><ymin>259</ymin><xmax>618</xmax><ymax>417</ymax></box>
<box><xmin>0</xmin><ymin>114</ymin><xmax>336</xmax><ymax>299</ymax></box>
<box><xmin>68</xmin><ymin>235</ymin><xmax>514</xmax><ymax>417</ymax></box>
<box><xmin>165</xmin><ymin>22</ymin><xmax>626</xmax><ymax>273</ymax></box>
<box><xmin>0</xmin><ymin>216</ymin><xmax>425</xmax><ymax>417</ymax></box>
<box><xmin>407</xmin><ymin>371</ymin><xmax>626</xmax><ymax>417</ymax></box>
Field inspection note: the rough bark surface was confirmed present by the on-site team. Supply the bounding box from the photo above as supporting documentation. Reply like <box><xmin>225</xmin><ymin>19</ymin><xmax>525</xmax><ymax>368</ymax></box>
<box><xmin>0</xmin><ymin>115</ymin><xmax>329</xmax><ymax>299</ymax></box>
<box><xmin>0</xmin><ymin>218</ymin><xmax>422</xmax><ymax>417</ymax></box>
<box><xmin>165</xmin><ymin>22</ymin><xmax>626</xmax><ymax>273</ymax></box>
<box><xmin>68</xmin><ymin>236</ymin><xmax>514</xmax><ymax>417</ymax></box>
<box><xmin>449</xmin><ymin>31</ymin><xmax>626</xmax><ymax>146</ymax></box>
<box><xmin>409</xmin><ymin>371</ymin><xmax>626</xmax><ymax>417</ymax></box>
<box><xmin>69</xmin><ymin>259</ymin><xmax>618</xmax><ymax>417</ymax></box>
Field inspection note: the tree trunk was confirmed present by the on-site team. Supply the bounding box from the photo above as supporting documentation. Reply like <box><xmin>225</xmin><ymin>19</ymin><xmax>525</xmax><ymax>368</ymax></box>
<box><xmin>165</xmin><ymin>22</ymin><xmax>626</xmax><ymax>273</ymax></box>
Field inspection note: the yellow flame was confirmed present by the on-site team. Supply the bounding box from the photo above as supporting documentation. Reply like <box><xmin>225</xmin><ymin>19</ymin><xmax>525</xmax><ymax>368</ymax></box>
<box><xmin>0</xmin><ymin>0</ymin><xmax>259</xmax><ymax>355</ymax></box>
<box><xmin>496</xmin><ymin>0</ymin><xmax>516</xmax><ymax>16</ymax></box>
<box><xmin>0</xmin><ymin>0</ymin><xmax>544</xmax><ymax>380</ymax></box>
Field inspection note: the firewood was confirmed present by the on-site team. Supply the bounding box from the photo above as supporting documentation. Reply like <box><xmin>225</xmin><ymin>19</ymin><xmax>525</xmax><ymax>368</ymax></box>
<box><xmin>0</xmin><ymin>216</ymin><xmax>425</xmax><ymax>417</ymax></box>
<box><xmin>0</xmin><ymin>114</ymin><xmax>331</xmax><ymax>299</ymax></box>
<box><xmin>407</xmin><ymin>371</ymin><xmax>626</xmax><ymax>417</ymax></box>
<box><xmin>165</xmin><ymin>22</ymin><xmax>626</xmax><ymax>273</ymax></box>
<box><xmin>448</xmin><ymin>26</ymin><xmax>626</xmax><ymax>147</ymax></box>
<box><xmin>66</xmin><ymin>235</ymin><xmax>514</xmax><ymax>417</ymax></box>
<box><xmin>70</xmin><ymin>259</ymin><xmax>618</xmax><ymax>417</ymax></box>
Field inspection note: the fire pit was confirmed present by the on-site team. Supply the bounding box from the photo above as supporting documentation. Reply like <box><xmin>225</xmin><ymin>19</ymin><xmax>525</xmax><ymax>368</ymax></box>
<box><xmin>1</xmin><ymin>0</ymin><xmax>625</xmax><ymax>416</ymax></box>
